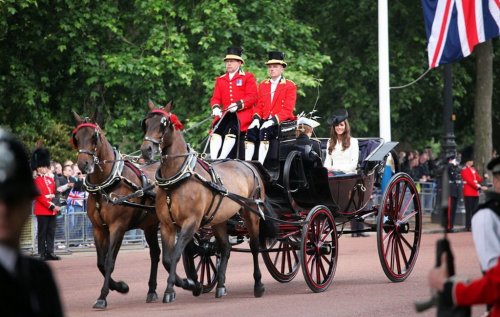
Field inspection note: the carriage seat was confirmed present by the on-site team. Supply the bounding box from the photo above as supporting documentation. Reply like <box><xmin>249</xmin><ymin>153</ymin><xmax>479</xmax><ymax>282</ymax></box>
<box><xmin>357</xmin><ymin>138</ymin><xmax>382</xmax><ymax>170</ymax></box>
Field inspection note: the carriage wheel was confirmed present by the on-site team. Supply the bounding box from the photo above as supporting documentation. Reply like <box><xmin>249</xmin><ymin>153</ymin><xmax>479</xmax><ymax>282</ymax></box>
<box><xmin>182</xmin><ymin>232</ymin><xmax>220</xmax><ymax>293</ymax></box>
<box><xmin>376</xmin><ymin>172</ymin><xmax>422</xmax><ymax>282</ymax></box>
<box><xmin>299</xmin><ymin>206</ymin><xmax>338</xmax><ymax>292</ymax></box>
<box><xmin>261</xmin><ymin>234</ymin><xmax>301</xmax><ymax>283</ymax></box>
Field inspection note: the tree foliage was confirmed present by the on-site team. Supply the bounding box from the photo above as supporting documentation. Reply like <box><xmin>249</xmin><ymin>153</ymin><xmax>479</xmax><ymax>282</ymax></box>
<box><xmin>0</xmin><ymin>0</ymin><xmax>497</xmax><ymax>164</ymax></box>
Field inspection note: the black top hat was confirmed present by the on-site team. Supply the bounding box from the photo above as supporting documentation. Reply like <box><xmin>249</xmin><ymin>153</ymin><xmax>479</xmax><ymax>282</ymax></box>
<box><xmin>327</xmin><ymin>109</ymin><xmax>349</xmax><ymax>125</ymax></box>
<box><xmin>31</xmin><ymin>147</ymin><xmax>51</xmax><ymax>170</ymax></box>
<box><xmin>224</xmin><ymin>47</ymin><xmax>244</xmax><ymax>64</ymax></box>
<box><xmin>487</xmin><ymin>156</ymin><xmax>500</xmax><ymax>174</ymax></box>
<box><xmin>461</xmin><ymin>146</ymin><xmax>474</xmax><ymax>163</ymax></box>
<box><xmin>265</xmin><ymin>51</ymin><xmax>287</xmax><ymax>67</ymax></box>
<box><xmin>0</xmin><ymin>129</ymin><xmax>39</xmax><ymax>200</ymax></box>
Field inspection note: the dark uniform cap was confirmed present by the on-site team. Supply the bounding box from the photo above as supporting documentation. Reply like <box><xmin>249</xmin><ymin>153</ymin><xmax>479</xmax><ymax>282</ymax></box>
<box><xmin>461</xmin><ymin>146</ymin><xmax>474</xmax><ymax>163</ymax></box>
<box><xmin>0</xmin><ymin>129</ymin><xmax>39</xmax><ymax>200</ymax></box>
<box><xmin>265</xmin><ymin>51</ymin><xmax>287</xmax><ymax>67</ymax></box>
<box><xmin>327</xmin><ymin>109</ymin><xmax>349</xmax><ymax>126</ymax></box>
<box><xmin>487</xmin><ymin>156</ymin><xmax>500</xmax><ymax>174</ymax></box>
<box><xmin>31</xmin><ymin>147</ymin><xmax>51</xmax><ymax>170</ymax></box>
<box><xmin>224</xmin><ymin>47</ymin><xmax>244</xmax><ymax>64</ymax></box>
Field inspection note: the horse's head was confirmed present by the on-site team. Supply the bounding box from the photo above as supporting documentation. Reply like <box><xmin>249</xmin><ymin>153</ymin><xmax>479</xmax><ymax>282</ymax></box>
<box><xmin>72</xmin><ymin>110</ymin><xmax>103</xmax><ymax>174</ymax></box>
<box><xmin>141</xmin><ymin>100</ymin><xmax>179</xmax><ymax>161</ymax></box>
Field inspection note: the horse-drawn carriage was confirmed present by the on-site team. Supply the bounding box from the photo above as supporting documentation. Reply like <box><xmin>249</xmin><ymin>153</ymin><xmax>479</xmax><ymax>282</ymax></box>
<box><xmin>72</xmin><ymin>103</ymin><xmax>422</xmax><ymax>309</ymax></box>
<box><xmin>181</xmin><ymin>119</ymin><xmax>422</xmax><ymax>294</ymax></box>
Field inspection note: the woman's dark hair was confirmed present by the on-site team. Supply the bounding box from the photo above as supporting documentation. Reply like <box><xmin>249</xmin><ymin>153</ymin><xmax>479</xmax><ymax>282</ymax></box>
<box><xmin>327</xmin><ymin>119</ymin><xmax>351</xmax><ymax>154</ymax></box>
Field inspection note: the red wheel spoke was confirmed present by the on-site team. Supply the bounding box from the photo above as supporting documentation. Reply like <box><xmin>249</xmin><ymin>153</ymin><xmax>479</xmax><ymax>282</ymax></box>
<box><xmin>398</xmin><ymin>193</ymin><xmax>415</xmax><ymax>220</ymax></box>
<box><xmin>396</xmin><ymin>235</ymin><xmax>409</xmax><ymax>267</ymax></box>
<box><xmin>399</xmin><ymin>209</ymin><xmax>417</xmax><ymax>223</ymax></box>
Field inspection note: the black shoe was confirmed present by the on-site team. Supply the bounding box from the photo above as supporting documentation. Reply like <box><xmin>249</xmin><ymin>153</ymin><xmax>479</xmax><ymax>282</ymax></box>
<box><xmin>357</xmin><ymin>233</ymin><xmax>368</xmax><ymax>237</ymax></box>
<box><xmin>39</xmin><ymin>254</ymin><xmax>47</xmax><ymax>261</ymax></box>
<box><xmin>46</xmin><ymin>253</ymin><xmax>61</xmax><ymax>261</ymax></box>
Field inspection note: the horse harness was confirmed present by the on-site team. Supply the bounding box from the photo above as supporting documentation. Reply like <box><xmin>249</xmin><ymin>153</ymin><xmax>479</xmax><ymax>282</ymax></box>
<box><xmin>155</xmin><ymin>148</ymin><xmax>266</xmax><ymax>227</ymax></box>
<box><xmin>83</xmin><ymin>148</ymin><xmax>157</xmax><ymax>226</ymax></box>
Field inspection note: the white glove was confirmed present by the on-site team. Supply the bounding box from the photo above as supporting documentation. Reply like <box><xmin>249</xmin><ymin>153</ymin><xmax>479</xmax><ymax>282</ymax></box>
<box><xmin>212</xmin><ymin>107</ymin><xmax>222</xmax><ymax>117</ymax></box>
<box><xmin>228</xmin><ymin>103</ymin><xmax>238</xmax><ymax>113</ymax></box>
<box><xmin>248</xmin><ymin>118</ymin><xmax>260</xmax><ymax>130</ymax></box>
<box><xmin>261</xmin><ymin>119</ymin><xmax>274</xmax><ymax>129</ymax></box>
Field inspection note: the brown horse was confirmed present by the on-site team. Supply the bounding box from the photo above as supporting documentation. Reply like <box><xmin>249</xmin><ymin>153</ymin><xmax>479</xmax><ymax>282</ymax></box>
<box><xmin>72</xmin><ymin>111</ymin><xmax>161</xmax><ymax>310</ymax></box>
<box><xmin>141</xmin><ymin>103</ymin><xmax>274</xmax><ymax>302</ymax></box>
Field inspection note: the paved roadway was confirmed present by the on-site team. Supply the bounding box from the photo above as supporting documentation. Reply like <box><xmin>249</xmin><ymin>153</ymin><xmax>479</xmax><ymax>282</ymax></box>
<box><xmin>49</xmin><ymin>232</ymin><xmax>486</xmax><ymax>317</ymax></box>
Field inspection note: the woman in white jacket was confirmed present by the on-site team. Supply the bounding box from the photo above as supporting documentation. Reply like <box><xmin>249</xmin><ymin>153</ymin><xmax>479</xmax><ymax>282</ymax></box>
<box><xmin>323</xmin><ymin>109</ymin><xmax>359</xmax><ymax>176</ymax></box>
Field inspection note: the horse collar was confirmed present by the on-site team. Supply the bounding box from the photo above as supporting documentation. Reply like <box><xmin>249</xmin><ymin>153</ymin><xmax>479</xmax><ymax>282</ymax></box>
<box><xmin>155</xmin><ymin>150</ymin><xmax>197</xmax><ymax>190</ymax></box>
<box><xmin>84</xmin><ymin>149</ymin><xmax>124</xmax><ymax>193</ymax></box>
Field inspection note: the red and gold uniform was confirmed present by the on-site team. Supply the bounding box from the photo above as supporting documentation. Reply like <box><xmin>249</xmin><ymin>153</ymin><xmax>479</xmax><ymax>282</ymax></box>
<box><xmin>461</xmin><ymin>165</ymin><xmax>483</xmax><ymax>197</ymax></box>
<box><xmin>442</xmin><ymin>258</ymin><xmax>500</xmax><ymax>316</ymax></box>
<box><xmin>210</xmin><ymin>69</ymin><xmax>258</xmax><ymax>131</ymax></box>
<box><xmin>34</xmin><ymin>174</ymin><xmax>58</xmax><ymax>216</ymax></box>
<box><xmin>254</xmin><ymin>77</ymin><xmax>296</xmax><ymax>124</ymax></box>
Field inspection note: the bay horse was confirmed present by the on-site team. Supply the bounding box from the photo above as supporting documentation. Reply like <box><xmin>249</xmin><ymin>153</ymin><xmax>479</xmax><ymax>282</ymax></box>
<box><xmin>141</xmin><ymin>102</ymin><xmax>275</xmax><ymax>302</ymax></box>
<box><xmin>72</xmin><ymin>111</ymin><xmax>161</xmax><ymax>309</ymax></box>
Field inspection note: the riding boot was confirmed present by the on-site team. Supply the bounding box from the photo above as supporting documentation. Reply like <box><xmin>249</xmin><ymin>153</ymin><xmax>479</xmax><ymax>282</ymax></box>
<box><xmin>258</xmin><ymin>141</ymin><xmax>270</xmax><ymax>165</ymax></box>
<box><xmin>218</xmin><ymin>134</ymin><xmax>236</xmax><ymax>159</ymax></box>
<box><xmin>209</xmin><ymin>134</ymin><xmax>222</xmax><ymax>159</ymax></box>
<box><xmin>244</xmin><ymin>141</ymin><xmax>255</xmax><ymax>161</ymax></box>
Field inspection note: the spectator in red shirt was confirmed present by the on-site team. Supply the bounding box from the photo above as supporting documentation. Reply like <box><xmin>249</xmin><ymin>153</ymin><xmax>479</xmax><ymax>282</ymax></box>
<box><xmin>209</xmin><ymin>47</ymin><xmax>258</xmax><ymax>159</ymax></box>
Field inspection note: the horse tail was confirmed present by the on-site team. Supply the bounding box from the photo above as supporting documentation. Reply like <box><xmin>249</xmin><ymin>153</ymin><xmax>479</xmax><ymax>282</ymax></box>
<box><xmin>259</xmin><ymin>199</ymin><xmax>278</xmax><ymax>244</ymax></box>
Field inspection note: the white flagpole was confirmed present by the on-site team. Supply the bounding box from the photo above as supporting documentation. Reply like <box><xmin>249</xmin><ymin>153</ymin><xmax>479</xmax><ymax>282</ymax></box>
<box><xmin>378</xmin><ymin>0</ymin><xmax>391</xmax><ymax>141</ymax></box>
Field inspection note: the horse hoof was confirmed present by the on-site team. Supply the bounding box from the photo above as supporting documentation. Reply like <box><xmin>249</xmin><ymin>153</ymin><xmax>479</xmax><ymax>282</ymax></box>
<box><xmin>146</xmin><ymin>291</ymin><xmax>158</xmax><ymax>303</ymax></box>
<box><xmin>115</xmin><ymin>281</ymin><xmax>129</xmax><ymax>294</ymax></box>
<box><xmin>192</xmin><ymin>282</ymin><xmax>203</xmax><ymax>297</ymax></box>
<box><xmin>254</xmin><ymin>285</ymin><xmax>265</xmax><ymax>298</ymax></box>
<box><xmin>92</xmin><ymin>299</ymin><xmax>107</xmax><ymax>310</ymax></box>
<box><xmin>215</xmin><ymin>287</ymin><xmax>227</xmax><ymax>298</ymax></box>
<box><xmin>163</xmin><ymin>292</ymin><xmax>176</xmax><ymax>303</ymax></box>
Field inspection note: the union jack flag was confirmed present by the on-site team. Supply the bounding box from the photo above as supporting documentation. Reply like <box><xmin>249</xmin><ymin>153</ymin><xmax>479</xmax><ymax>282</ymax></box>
<box><xmin>422</xmin><ymin>0</ymin><xmax>500</xmax><ymax>68</ymax></box>
<box><xmin>67</xmin><ymin>190</ymin><xmax>87</xmax><ymax>206</ymax></box>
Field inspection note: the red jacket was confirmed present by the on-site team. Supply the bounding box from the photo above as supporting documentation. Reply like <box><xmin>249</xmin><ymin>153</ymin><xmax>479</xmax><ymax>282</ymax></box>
<box><xmin>254</xmin><ymin>77</ymin><xmax>296</xmax><ymax>124</ymax></box>
<box><xmin>451</xmin><ymin>258</ymin><xmax>500</xmax><ymax>316</ymax></box>
<box><xmin>461</xmin><ymin>166</ymin><xmax>483</xmax><ymax>197</ymax></box>
<box><xmin>210</xmin><ymin>69</ymin><xmax>258</xmax><ymax>131</ymax></box>
<box><xmin>33</xmin><ymin>175</ymin><xmax>58</xmax><ymax>216</ymax></box>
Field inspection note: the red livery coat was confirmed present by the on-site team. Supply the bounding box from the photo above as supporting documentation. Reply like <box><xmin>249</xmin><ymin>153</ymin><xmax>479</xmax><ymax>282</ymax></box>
<box><xmin>33</xmin><ymin>175</ymin><xmax>57</xmax><ymax>216</ymax></box>
<box><xmin>461</xmin><ymin>166</ymin><xmax>483</xmax><ymax>197</ymax></box>
<box><xmin>210</xmin><ymin>70</ymin><xmax>258</xmax><ymax>131</ymax></box>
<box><xmin>451</xmin><ymin>258</ymin><xmax>500</xmax><ymax>316</ymax></box>
<box><xmin>254</xmin><ymin>77</ymin><xmax>296</xmax><ymax>123</ymax></box>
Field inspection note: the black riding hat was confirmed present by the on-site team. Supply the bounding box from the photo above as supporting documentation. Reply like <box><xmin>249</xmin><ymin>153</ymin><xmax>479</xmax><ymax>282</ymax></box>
<box><xmin>327</xmin><ymin>109</ymin><xmax>349</xmax><ymax>126</ymax></box>
<box><xmin>224</xmin><ymin>47</ymin><xmax>244</xmax><ymax>64</ymax></box>
<box><xmin>487</xmin><ymin>156</ymin><xmax>500</xmax><ymax>174</ymax></box>
<box><xmin>0</xmin><ymin>129</ymin><xmax>39</xmax><ymax>201</ymax></box>
<box><xmin>31</xmin><ymin>147</ymin><xmax>51</xmax><ymax>170</ymax></box>
<box><xmin>265</xmin><ymin>51</ymin><xmax>287</xmax><ymax>67</ymax></box>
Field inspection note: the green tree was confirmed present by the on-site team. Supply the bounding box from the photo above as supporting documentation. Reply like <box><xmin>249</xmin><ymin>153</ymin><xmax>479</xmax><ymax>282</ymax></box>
<box><xmin>0</xmin><ymin>0</ymin><xmax>330</xmax><ymax>159</ymax></box>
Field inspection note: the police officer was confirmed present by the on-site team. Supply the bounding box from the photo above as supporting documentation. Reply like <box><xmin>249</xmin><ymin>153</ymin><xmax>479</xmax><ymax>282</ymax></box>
<box><xmin>209</xmin><ymin>47</ymin><xmax>258</xmax><ymax>159</ymax></box>
<box><xmin>443</xmin><ymin>153</ymin><xmax>461</xmax><ymax>232</ymax></box>
<box><xmin>245</xmin><ymin>51</ymin><xmax>296</xmax><ymax>164</ymax></box>
<box><xmin>0</xmin><ymin>129</ymin><xmax>64</xmax><ymax>316</ymax></box>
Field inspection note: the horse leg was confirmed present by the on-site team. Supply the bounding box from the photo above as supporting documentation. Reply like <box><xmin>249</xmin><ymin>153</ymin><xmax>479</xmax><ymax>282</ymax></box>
<box><xmin>161</xmin><ymin>222</ymin><xmax>197</xmax><ymax>303</ymax></box>
<box><xmin>212</xmin><ymin>222</ymin><xmax>231</xmax><ymax>298</ymax></box>
<box><xmin>143</xmin><ymin>225</ymin><xmax>160</xmax><ymax>303</ymax></box>
<box><xmin>93</xmin><ymin>228</ymin><xmax>127</xmax><ymax>310</ymax></box>
<box><xmin>244</xmin><ymin>212</ymin><xmax>265</xmax><ymax>297</ymax></box>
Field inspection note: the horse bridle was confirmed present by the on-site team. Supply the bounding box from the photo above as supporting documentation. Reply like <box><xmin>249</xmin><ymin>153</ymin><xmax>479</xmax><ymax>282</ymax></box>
<box><xmin>142</xmin><ymin>109</ymin><xmax>172</xmax><ymax>147</ymax></box>
<box><xmin>72</xmin><ymin>122</ymin><xmax>102</xmax><ymax>165</ymax></box>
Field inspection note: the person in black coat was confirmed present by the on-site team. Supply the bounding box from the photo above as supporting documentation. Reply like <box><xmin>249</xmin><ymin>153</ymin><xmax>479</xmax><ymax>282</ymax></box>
<box><xmin>295</xmin><ymin>117</ymin><xmax>322</xmax><ymax>167</ymax></box>
<box><xmin>0</xmin><ymin>129</ymin><xmax>64</xmax><ymax>317</ymax></box>
<box><xmin>443</xmin><ymin>154</ymin><xmax>461</xmax><ymax>232</ymax></box>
